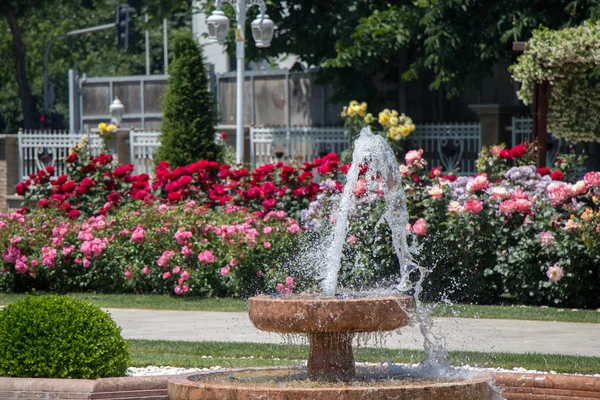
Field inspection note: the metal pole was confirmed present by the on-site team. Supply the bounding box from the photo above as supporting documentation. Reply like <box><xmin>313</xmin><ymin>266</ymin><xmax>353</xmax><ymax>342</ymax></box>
<box><xmin>235</xmin><ymin>0</ymin><xmax>246</xmax><ymax>164</ymax></box>
<box><xmin>145</xmin><ymin>14</ymin><xmax>150</xmax><ymax>75</ymax></box>
<box><xmin>43</xmin><ymin>22</ymin><xmax>116</xmax><ymax>116</ymax></box>
<box><xmin>163</xmin><ymin>18</ymin><xmax>168</xmax><ymax>73</ymax></box>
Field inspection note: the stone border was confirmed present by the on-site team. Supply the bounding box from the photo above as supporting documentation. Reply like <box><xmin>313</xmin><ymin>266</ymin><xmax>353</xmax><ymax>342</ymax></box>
<box><xmin>0</xmin><ymin>371</ymin><xmax>599</xmax><ymax>399</ymax></box>
<box><xmin>494</xmin><ymin>373</ymin><xmax>600</xmax><ymax>399</ymax></box>
<box><xmin>0</xmin><ymin>375</ymin><xmax>168</xmax><ymax>399</ymax></box>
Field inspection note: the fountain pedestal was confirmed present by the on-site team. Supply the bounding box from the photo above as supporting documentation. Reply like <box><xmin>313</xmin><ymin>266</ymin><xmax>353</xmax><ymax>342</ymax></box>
<box><xmin>248</xmin><ymin>295</ymin><xmax>412</xmax><ymax>381</ymax></box>
<box><xmin>307</xmin><ymin>332</ymin><xmax>354</xmax><ymax>380</ymax></box>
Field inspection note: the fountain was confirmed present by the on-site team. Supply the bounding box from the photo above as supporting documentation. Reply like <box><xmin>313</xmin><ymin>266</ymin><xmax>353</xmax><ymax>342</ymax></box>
<box><xmin>168</xmin><ymin>127</ymin><xmax>496</xmax><ymax>399</ymax></box>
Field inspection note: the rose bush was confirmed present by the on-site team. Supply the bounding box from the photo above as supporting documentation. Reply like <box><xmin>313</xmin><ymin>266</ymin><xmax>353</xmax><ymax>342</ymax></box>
<box><xmin>0</xmin><ymin>203</ymin><xmax>300</xmax><ymax>297</ymax></box>
<box><xmin>303</xmin><ymin>147</ymin><xmax>600</xmax><ymax>308</ymax></box>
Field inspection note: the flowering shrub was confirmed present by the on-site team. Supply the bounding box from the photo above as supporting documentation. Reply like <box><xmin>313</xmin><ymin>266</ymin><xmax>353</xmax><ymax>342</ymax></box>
<box><xmin>17</xmin><ymin>138</ymin><xmax>342</xmax><ymax>222</ymax></box>
<box><xmin>303</xmin><ymin>147</ymin><xmax>600</xmax><ymax>308</ymax></box>
<box><xmin>0</xmin><ymin>204</ymin><xmax>301</xmax><ymax>297</ymax></box>
<box><xmin>341</xmin><ymin>100</ymin><xmax>416</xmax><ymax>161</ymax></box>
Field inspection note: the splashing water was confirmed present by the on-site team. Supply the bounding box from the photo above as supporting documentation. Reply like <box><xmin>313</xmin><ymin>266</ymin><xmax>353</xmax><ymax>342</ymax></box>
<box><xmin>320</xmin><ymin>126</ymin><xmax>422</xmax><ymax>296</ymax></box>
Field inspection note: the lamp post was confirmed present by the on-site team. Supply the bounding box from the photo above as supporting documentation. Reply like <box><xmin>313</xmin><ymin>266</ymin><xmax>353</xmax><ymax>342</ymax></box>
<box><xmin>109</xmin><ymin>97</ymin><xmax>125</xmax><ymax>127</ymax></box>
<box><xmin>206</xmin><ymin>0</ymin><xmax>274</xmax><ymax>164</ymax></box>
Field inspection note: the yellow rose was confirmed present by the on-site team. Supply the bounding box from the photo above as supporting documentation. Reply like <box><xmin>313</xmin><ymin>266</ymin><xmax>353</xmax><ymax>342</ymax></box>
<box><xmin>76</xmin><ymin>143</ymin><xmax>82</xmax><ymax>150</ymax></box>
<box><xmin>409</xmin><ymin>123</ymin><xmax>416</xmax><ymax>132</ymax></box>
<box><xmin>69</xmin><ymin>148</ymin><xmax>75</xmax><ymax>155</ymax></box>
<box><xmin>349</xmin><ymin>100</ymin><xmax>358</xmax><ymax>107</ymax></box>
<box><xmin>379</xmin><ymin>112</ymin><xmax>390</xmax><ymax>126</ymax></box>
<box><xmin>98</xmin><ymin>122</ymin><xmax>107</xmax><ymax>131</ymax></box>
<box><xmin>106</xmin><ymin>124</ymin><xmax>117</xmax><ymax>132</ymax></box>
<box><xmin>389</xmin><ymin>116</ymin><xmax>399</xmax><ymax>127</ymax></box>
<box><xmin>391</xmin><ymin>110</ymin><xmax>398</xmax><ymax>118</ymax></box>
<box><xmin>364</xmin><ymin>113</ymin><xmax>374</xmax><ymax>124</ymax></box>
<box><xmin>357</xmin><ymin>102</ymin><xmax>367</xmax><ymax>117</ymax></box>
<box><xmin>81</xmin><ymin>136</ymin><xmax>88</xmax><ymax>142</ymax></box>
<box><xmin>347</xmin><ymin>105</ymin><xmax>358</xmax><ymax>117</ymax></box>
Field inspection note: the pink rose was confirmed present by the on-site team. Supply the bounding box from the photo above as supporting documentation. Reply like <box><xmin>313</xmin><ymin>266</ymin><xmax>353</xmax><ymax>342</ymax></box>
<box><xmin>584</xmin><ymin>171</ymin><xmax>600</xmax><ymax>188</ymax></box>
<box><xmin>347</xmin><ymin>235</ymin><xmax>358</xmax><ymax>247</ymax></box>
<box><xmin>263</xmin><ymin>226</ymin><xmax>273</xmax><ymax>235</ymax></box>
<box><xmin>124</xmin><ymin>271</ymin><xmax>133</xmax><ymax>280</ymax></box>
<box><xmin>143</xmin><ymin>265</ymin><xmax>150</xmax><ymax>275</ymax></box>
<box><xmin>405</xmin><ymin>150</ymin><xmax>423</xmax><ymax>166</ymax></box>
<box><xmin>411</xmin><ymin>218</ymin><xmax>427</xmax><ymax>236</ymax></box>
<box><xmin>174</xmin><ymin>286</ymin><xmax>183</xmax><ymax>295</ymax></box>
<box><xmin>539</xmin><ymin>231</ymin><xmax>555</xmax><ymax>247</ymax></box>
<box><xmin>546</xmin><ymin>264</ymin><xmax>564</xmax><ymax>282</ymax></box>
<box><xmin>352</xmin><ymin>178</ymin><xmax>367</xmax><ymax>198</ymax></box>
<box><xmin>198</xmin><ymin>250</ymin><xmax>215</xmax><ymax>264</ymax></box>
<box><xmin>163</xmin><ymin>272</ymin><xmax>171</xmax><ymax>279</ymax></box>
<box><xmin>287</xmin><ymin>223</ymin><xmax>300</xmax><ymax>233</ymax></box>
<box><xmin>466</xmin><ymin>174</ymin><xmax>489</xmax><ymax>193</ymax></box>
<box><xmin>220</xmin><ymin>266</ymin><xmax>230</xmax><ymax>276</ymax></box>
<box><xmin>465</xmin><ymin>199</ymin><xmax>483</xmax><ymax>214</ymax></box>
<box><xmin>172</xmin><ymin>266</ymin><xmax>181</xmax><ymax>274</ymax></box>
<box><xmin>263</xmin><ymin>241</ymin><xmax>271</xmax><ymax>249</ymax></box>
<box><xmin>181</xmin><ymin>271</ymin><xmax>190</xmax><ymax>280</ymax></box>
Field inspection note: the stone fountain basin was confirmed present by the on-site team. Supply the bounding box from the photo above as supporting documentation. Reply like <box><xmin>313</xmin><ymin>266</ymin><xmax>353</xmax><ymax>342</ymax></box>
<box><xmin>248</xmin><ymin>295</ymin><xmax>413</xmax><ymax>333</ymax></box>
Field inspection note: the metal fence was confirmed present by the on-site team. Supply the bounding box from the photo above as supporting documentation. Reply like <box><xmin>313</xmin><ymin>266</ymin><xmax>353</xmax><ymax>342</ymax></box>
<box><xmin>250</xmin><ymin>127</ymin><xmax>349</xmax><ymax>168</ymax></box>
<box><xmin>409</xmin><ymin>123</ymin><xmax>481</xmax><ymax>175</ymax></box>
<box><xmin>250</xmin><ymin>124</ymin><xmax>483</xmax><ymax>174</ymax></box>
<box><xmin>17</xmin><ymin>130</ymin><xmax>102</xmax><ymax>182</ymax></box>
<box><xmin>130</xmin><ymin>131</ymin><xmax>160</xmax><ymax>175</ymax></box>
<box><xmin>508</xmin><ymin>116</ymin><xmax>570</xmax><ymax>167</ymax></box>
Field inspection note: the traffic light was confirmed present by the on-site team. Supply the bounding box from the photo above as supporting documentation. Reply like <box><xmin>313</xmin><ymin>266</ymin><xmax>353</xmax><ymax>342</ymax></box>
<box><xmin>116</xmin><ymin>4</ymin><xmax>135</xmax><ymax>50</ymax></box>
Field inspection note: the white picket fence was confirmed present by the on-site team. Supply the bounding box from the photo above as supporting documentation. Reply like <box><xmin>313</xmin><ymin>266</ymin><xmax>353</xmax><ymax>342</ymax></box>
<box><xmin>17</xmin><ymin>130</ymin><xmax>103</xmax><ymax>181</ymax></box>
<box><xmin>129</xmin><ymin>131</ymin><xmax>160</xmax><ymax>175</ymax></box>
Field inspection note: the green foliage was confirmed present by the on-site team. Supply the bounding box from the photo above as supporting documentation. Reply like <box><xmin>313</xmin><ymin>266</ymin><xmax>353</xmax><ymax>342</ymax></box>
<box><xmin>0</xmin><ymin>295</ymin><xmax>129</xmax><ymax>378</ymax></box>
<box><xmin>511</xmin><ymin>21</ymin><xmax>600</xmax><ymax>142</ymax></box>
<box><xmin>156</xmin><ymin>31</ymin><xmax>221</xmax><ymax>166</ymax></box>
<box><xmin>0</xmin><ymin>0</ymin><xmax>191</xmax><ymax>132</ymax></box>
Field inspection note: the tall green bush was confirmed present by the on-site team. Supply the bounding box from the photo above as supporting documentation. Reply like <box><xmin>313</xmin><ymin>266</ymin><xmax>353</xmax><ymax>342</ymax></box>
<box><xmin>156</xmin><ymin>32</ymin><xmax>221</xmax><ymax>166</ymax></box>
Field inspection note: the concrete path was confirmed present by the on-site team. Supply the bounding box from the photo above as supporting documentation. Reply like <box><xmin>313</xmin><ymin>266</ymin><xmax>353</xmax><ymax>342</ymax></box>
<box><xmin>106</xmin><ymin>309</ymin><xmax>600</xmax><ymax>357</ymax></box>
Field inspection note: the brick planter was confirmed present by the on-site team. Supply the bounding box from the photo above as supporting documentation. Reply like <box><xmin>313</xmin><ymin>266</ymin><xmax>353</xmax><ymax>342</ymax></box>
<box><xmin>0</xmin><ymin>375</ymin><xmax>168</xmax><ymax>399</ymax></box>
<box><xmin>0</xmin><ymin>371</ymin><xmax>598</xmax><ymax>399</ymax></box>
<box><xmin>495</xmin><ymin>373</ymin><xmax>600</xmax><ymax>399</ymax></box>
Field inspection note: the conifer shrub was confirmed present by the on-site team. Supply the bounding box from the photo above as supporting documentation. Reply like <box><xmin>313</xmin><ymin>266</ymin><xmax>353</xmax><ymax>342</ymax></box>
<box><xmin>156</xmin><ymin>31</ymin><xmax>222</xmax><ymax>166</ymax></box>
<box><xmin>0</xmin><ymin>295</ymin><xmax>129</xmax><ymax>378</ymax></box>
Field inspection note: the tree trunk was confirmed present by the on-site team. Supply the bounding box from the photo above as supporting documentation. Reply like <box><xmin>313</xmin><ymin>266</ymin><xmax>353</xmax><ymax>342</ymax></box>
<box><xmin>6</xmin><ymin>11</ymin><xmax>36</xmax><ymax>129</ymax></box>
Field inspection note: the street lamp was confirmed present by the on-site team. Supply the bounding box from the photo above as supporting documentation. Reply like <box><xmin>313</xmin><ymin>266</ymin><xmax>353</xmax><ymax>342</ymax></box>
<box><xmin>206</xmin><ymin>0</ymin><xmax>275</xmax><ymax>164</ymax></box>
<box><xmin>109</xmin><ymin>97</ymin><xmax>125</xmax><ymax>127</ymax></box>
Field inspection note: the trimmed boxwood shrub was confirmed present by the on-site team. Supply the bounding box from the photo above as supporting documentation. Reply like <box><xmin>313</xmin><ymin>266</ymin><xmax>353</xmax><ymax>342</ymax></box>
<box><xmin>0</xmin><ymin>295</ymin><xmax>129</xmax><ymax>378</ymax></box>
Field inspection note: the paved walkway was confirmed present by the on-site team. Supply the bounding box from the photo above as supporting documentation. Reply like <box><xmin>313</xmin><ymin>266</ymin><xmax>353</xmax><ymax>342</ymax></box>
<box><xmin>106</xmin><ymin>309</ymin><xmax>600</xmax><ymax>357</ymax></box>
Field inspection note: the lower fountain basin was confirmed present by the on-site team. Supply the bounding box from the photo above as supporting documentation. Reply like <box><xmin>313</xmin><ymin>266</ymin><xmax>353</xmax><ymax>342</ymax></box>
<box><xmin>168</xmin><ymin>367</ymin><xmax>496</xmax><ymax>399</ymax></box>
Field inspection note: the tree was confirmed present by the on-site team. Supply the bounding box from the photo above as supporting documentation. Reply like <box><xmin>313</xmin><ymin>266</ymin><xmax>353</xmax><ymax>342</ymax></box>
<box><xmin>156</xmin><ymin>31</ymin><xmax>221</xmax><ymax>166</ymax></box>
<box><xmin>0</xmin><ymin>0</ymin><xmax>192</xmax><ymax>132</ymax></box>
<box><xmin>0</xmin><ymin>0</ymin><xmax>52</xmax><ymax>129</ymax></box>
<box><xmin>208</xmin><ymin>0</ymin><xmax>600</xmax><ymax>108</ymax></box>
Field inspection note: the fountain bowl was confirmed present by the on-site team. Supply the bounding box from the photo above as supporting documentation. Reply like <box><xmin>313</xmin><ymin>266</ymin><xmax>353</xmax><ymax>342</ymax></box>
<box><xmin>248</xmin><ymin>294</ymin><xmax>413</xmax><ymax>333</ymax></box>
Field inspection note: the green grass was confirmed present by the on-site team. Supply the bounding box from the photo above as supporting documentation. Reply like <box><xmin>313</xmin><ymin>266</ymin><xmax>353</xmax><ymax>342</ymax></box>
<box><xmin>1</xmin><ymin>292</ymin><xmax>599</xmax><ymax>323</ymax></box>
<box><xmin>0</xmin><ymin>293</ymin><xmax>247</xmax><ymax>312</ymax></box>
<box><xmin>430</xmin><ymin>303</ymin><xmax>600</xmax><ymax>323</ymax></box>
<box><xmin>128</xmin><ymin>340</ymin><xmax>600</xmax><ymax>375</ymax></box>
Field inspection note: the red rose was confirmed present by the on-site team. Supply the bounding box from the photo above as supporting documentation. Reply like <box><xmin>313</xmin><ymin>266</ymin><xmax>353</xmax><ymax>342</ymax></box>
<box><xmin>68</xmin><ymin>209</ymin><xmax>81</xmax><ymax>219</ymax></box>
<box><xmin>499</xmin><ymin>149</ymin><xmax>512</xmax><ymax>159</ymax></box>
<box><xmin>59</xmin><ymin>203</ymin><xmax>72</xmax><ymax>212</ymax></box>
<box><xmin>61</xmin><ymin>181</ymin><xmax>77</xmax><ymax>193</ymax></box>
<box><xmin>66</xmin><ymin>153</ymin><xmax>78</xmax><ymax>163</ymax></box>
<box><xmin>167</xmin><ymin>191</ymin><xmax>183</xmax><ymax>202</ymax></box>
<box><xmin>537</xmin><ymin>167</ymin><xmax>550</xmax><ymax>176</ymax></box>
<box><xmin>45</xmin><ymin>166</ymin><xmax>55</xmax><ymax>175</ymax></box>
<box><xmin>508</xmin><ymin>145</ymin><xmax>527</xmax><ymax>159</ymax></box>
<box><xmin>36</xmin><ymin>199</ymin><xmax>49</xmax><ymax>208</ymax></box>
<box><xmin>262</xmin><ymin>198</ymin><xmax>277</xmax><ymax>209</ymax></box>
<box><xmin>550</xmin><ymin>171</ymin><xmax>565</xmax><ymax>181</ymax></box>
<box><xmin>15</xmin><ymin>181</ymin><xmax>30</xmax><ymax>196</ymax></box>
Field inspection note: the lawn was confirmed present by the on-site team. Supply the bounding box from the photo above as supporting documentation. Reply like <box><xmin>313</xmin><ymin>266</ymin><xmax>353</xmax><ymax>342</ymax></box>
<box><xmin>1</xmin><ymin>292</ymin><xmax>599</xmax><ymax>323</ymax></box>
<box><xmin>128</xmin><ymin>340</ymin><xmax>600</xmax><ymax>375</ymax></box>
